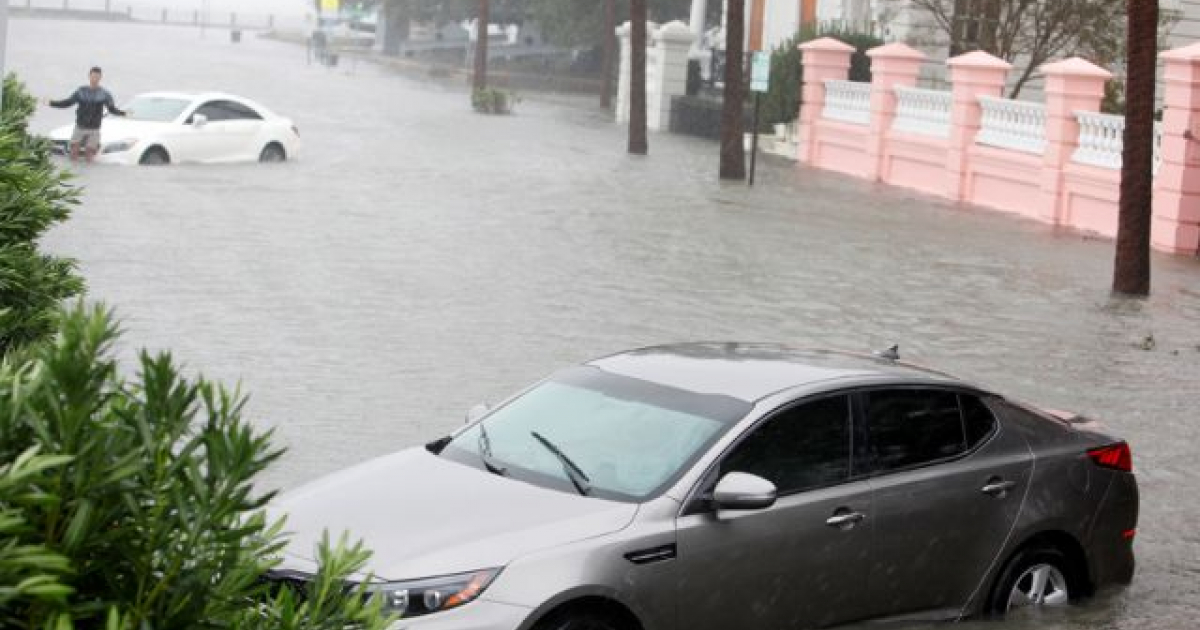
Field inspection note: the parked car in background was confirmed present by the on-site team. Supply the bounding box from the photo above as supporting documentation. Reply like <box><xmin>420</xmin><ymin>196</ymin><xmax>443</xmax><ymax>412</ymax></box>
<box><xmin>50</xmin><ymin>91</ymin><xmax>300</xmax><ymax>165</ymax></box>
<box><xmin>265</xmin><ymin>343</ymin><xmax>1138</xmax><ymax>630</ymax></box>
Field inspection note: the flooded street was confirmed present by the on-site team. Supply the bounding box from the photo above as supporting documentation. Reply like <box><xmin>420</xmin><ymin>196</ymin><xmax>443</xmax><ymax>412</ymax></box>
<box><xmin>9</xmin><ymin>16</ymin><xmax>1200</xmax><ymax>630</ymax></box>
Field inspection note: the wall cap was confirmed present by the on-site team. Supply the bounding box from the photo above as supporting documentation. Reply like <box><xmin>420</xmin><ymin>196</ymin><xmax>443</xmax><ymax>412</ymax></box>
<box><xmin>947</xmin><ymin>50</ymin><xmax>1012</xmax><ymax>70</ymax></box>
<box><xmin>799</xmin><ymin>37</ymin><xmax>856</xmax><ymax>53</ymax></box>
<box><xmin>1041</xmin><ymin>57</ymin><xmax>1112</xmax><ymax>79</ymax></box>
<box><xmin>867</xmin><ymin>42</ymin><xmax>926</xmax><ymax>61</ymax></box>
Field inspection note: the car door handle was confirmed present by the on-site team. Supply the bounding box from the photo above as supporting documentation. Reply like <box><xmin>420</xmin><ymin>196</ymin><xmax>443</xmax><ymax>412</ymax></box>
<box><xmin>981</xmin><ymin>479</ymin><xmax>1017</xmax><ymax>497</ymax></box>
<box><xmin>825</xmin><ymin>511</ymin><xmax>866</xmax><ymax>529</ymax></box>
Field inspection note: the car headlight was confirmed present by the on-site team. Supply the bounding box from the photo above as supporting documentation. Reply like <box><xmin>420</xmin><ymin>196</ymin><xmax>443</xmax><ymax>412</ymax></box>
<box><xmin>365</xmin><ymin>568</ymin><xmax>500</xmax><ymax>618</ymax></box>
<box><xmin>101</xmin><ymin>139</ymin><xmax>138</xmax><ymax>154</ymax></box>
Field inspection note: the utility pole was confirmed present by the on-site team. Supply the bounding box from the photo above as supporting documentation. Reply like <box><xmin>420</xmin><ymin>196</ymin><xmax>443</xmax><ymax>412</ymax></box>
<box><xmin>1113</xmin><ymin>0</ymin><xmax>1159</xmax><ymax>296</ymax></box>
<box><xmin>473</xmin><ymin>0</ymin><xmax>490</xmax><ymax>92</ymax></box>
<box><xmin>600</xmin><ymin>0</ymin><xmax>616</xmax><ymax>109</ymax></box>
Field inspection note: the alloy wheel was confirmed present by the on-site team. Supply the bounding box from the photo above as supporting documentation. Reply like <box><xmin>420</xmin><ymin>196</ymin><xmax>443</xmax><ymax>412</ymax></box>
<box><xmin>1007</xmin><ymin>563</ymin><xmax>1070</xmax><ymax>611</ymax></box>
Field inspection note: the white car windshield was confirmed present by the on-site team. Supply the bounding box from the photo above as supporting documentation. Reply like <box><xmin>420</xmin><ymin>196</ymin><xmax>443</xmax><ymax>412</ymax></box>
<box><xmin>123</xmin><ymin>96</ymin><xmax>191</xmax><ymax>122</ymax></box>
<box><xmin>444</xmin><ymin>366</ymin><xmax>750</xmax><ymax>501</ymax></box>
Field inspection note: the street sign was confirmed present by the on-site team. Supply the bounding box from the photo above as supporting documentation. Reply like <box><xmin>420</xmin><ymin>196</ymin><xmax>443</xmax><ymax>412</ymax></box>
<box><xmin>750</xmin><ymin>51</ymin><xmax>770</xmax><ymax>93</ymax></box>
<box><xmin>320</xmin><ymin>0</ymin><xmax>340</xmax><ymax>10</ymax></box>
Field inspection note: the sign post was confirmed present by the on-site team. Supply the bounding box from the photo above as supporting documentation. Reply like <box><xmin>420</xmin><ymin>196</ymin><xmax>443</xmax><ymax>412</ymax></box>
<box><xmin>748</xmin><ymin>51</ymin><xmax>771</xmax><ymax>186</ymax></box>
<box><xmin>0</xmin><ymin>0</ymin><xmax>8</xmax><ymax>111</ymax></box>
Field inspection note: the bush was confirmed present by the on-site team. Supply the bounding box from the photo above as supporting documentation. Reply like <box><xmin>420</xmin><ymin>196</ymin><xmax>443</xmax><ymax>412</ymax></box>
<box><xmin>758</xmin><ymin>26</ymin><xmax>883</xmax><ymax>130</ymax></box>
<box><xmin>0</xmin><ymin>75</ymin><xmax>85</xmax><ymax>357</ymax></box>
<box><xmin>0</xmin><ymin>304</ymin><xmax>396</xmax><ymax>630</ymax></box>
<box><xmin>471</xmin><ymin>87</ymin><xmax>519</xmax><ymax>114</ymax></box>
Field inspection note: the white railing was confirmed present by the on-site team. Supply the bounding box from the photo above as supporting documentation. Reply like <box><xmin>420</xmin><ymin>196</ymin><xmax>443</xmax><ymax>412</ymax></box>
<box><xmin>1073</xmin><ymin>111</ymin><xmax>1125</xmax><ymax>169</ymax></box>
<box><xmin>892</xmin><ymin>86</ymin><xmax>952</xmax><ymax>138</ymax></box>
<box><xmin>1072</xmin><ymin>112</ymin><xmax>1165</xmax><ymax>175</ymax></box>
<box><xmin>823</xmin><ymin>80</ymin><xmax>872</xmax><ymax>126</ymax></box>
<box><xmin>976</xmin><ymin>96</ymin><xmax>1047</xmax><ymax>154</ymax></box>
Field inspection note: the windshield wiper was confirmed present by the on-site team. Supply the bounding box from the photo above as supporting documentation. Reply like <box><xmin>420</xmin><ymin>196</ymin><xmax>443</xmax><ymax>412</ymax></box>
<box><xmin>530</xmin><ymin>431</ymin><xmax>591</xmax><ymax>496</ymax></box>
<box><xmin>477</xmin><ymin>424</ymin><xmax>507</xmax><ymax>476</ymax></box>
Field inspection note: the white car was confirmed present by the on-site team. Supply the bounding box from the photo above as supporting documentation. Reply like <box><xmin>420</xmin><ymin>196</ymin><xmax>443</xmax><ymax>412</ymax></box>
<box><xmin>50</xmin><ymin>92</ymin><xmax>300</xmax><ymax>165</ymax></box>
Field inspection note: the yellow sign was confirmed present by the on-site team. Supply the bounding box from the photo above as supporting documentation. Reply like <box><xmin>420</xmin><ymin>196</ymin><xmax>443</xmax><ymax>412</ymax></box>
<box><xmin>320</xmin><ymin>0</ymin><xmax>339</xmax><ymax>11</ymax></box>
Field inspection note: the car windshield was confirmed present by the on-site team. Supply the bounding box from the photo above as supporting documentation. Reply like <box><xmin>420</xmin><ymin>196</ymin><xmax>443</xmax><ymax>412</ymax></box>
<box><xmin>123</xmin><ymin>96</ymin><xmax>191</xmax><ymax>122</ymax></box>
<box><xmin>442</xmin><ymin>366</ymin><xmax>750</xmax><ymax>502</ymax></box>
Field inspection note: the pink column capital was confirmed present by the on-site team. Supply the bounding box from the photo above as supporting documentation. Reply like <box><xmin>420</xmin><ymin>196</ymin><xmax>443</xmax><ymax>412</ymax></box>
<box><xmin>1153</xmin><ymin>43</ymin><xmax>1200</xmax><ymax>254</ymax></box>
<box><xmin>797</xmin><ymin>38</ymin><xmax>854</xmax><ymax>164</ymax></box>
<box><xmin>945</xmin><ymin>51</ymin><xmax>1011</xmax><ymax>201</ymax></box>
<box><xmin>1038</xmin><ymin>57</ymin><xmax>1112</xmax><ymax>223</ymax></box>
<box><xmin>864</xmin><ymin>42</ymin><xmax>926</xmax><ymax>180</ymax></box>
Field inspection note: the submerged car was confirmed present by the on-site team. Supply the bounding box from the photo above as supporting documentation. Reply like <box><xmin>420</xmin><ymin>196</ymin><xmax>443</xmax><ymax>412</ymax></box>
<box><xmin>266</xmin><ymin>343</ymin><xmax>1138</xmax><ymax>630</ymax></box>
<box><xmin>49</xmin><ymin>91</ymin><xmax>299</xmax><ymax>165</ymax></box>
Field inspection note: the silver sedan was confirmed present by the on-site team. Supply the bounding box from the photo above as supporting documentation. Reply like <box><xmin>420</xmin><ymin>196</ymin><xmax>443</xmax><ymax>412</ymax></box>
<box><xmin>266</xmin><ymin>343</ymin><xmax>1138</xmax><ymax>630</ymax></box>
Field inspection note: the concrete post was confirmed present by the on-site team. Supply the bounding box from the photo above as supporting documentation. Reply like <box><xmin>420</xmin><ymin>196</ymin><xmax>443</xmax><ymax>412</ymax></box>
<box><xmin>688</xmin><ymin>0</ymin><xmax>708</xmax><ymax>57</ymax></box>
<box><xmin>1153</xmin><ymin>43</ymin><xmax>1200</xmax><ymax>254</ymax></box>
<box><xmin>648</xmin><ymin>21</ymin><xmax>695</xmax><ymax>131</ymax></box>
<box><xmin>1038</xmin><ymin>57</ymin><xmax>1111</xmax><ymax>224</ymax></box>
<box><xmin>945</xmin><ymin>51</ymin><xmax>1011</xmax><ymax>201</ymax></box>
<box><xmin>864</xmin><ymin>42</ymin><xmax>925</xmax><ymax>181</ymax></box>
<box><xmin>162</xmin><ymin>8</ymin><xmax>167</xmax><ymax>23</ymax></box>
<box><xmin>796</xmin><ymin>38</ymin><xmax>854</xmax><ymax>164</ymax></box>
<box><xmin>616</xmin><ymin>21</ymin><xmax>631</xmax><ymax>123</ymax></box>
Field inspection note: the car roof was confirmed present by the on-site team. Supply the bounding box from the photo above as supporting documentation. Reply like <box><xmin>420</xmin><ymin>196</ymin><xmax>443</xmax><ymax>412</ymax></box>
<box><xmin>587</xmin><ymin>342</ymin><xmax>982</xmax><ymax>403</ymax></box>
<box><xmin>133</xmin><ymin>91</ymin><xmax>259</xmax><ymax>105</ymax></box>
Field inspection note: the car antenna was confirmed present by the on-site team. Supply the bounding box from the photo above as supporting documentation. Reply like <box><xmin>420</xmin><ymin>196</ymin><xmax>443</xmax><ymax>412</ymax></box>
<box><xmin>875</xmin><ymin>344</ymin><xmax>900</xmax><ymax>362</ymax></box>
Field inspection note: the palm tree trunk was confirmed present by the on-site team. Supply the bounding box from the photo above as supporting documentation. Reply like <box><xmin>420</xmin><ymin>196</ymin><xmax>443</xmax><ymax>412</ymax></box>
<box><xmin>719</xmin><ymin>0</ymin><xmax>746</xmax><ymax>179</ymax></box>
<box><xmin>473</xmin><ymin>0</ymin><xmax>490</xmax><ymax>92</ymax></box>
<box><xmin>600</xmin><ymin>0</ymin><xmax>617</xmax><ymax>109</ymax></box>
<box><xmin>629</xmin><ymin>0</ymin><xmax>648</xmax><ymax>155</ymax></box>
<box><xmin>1113</xmin><ymin>0</ymin><xmax>1158</xmax><ymax>296</ymax></box>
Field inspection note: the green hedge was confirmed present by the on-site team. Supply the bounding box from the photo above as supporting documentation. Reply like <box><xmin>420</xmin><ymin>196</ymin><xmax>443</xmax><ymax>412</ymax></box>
<box><xmin>0</xmin><ymin>75</ymin><xmax>85</xmax><ymax>357</ymax></box>
<box><xmin>759</xmin><ymin>26</ymin><xmax>883</xmax><ymax>130</ymax></box>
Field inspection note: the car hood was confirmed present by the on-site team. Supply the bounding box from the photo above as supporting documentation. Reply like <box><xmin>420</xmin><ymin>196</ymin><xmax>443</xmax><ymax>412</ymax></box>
<box><xmin>266</xmin><ymin>447</ymin><xmax>639</xmax><ymax>581</ymax></box>
<box><xmin>49</xmin><ymin>118</ymin><xmax>172</xmax><ymax>142</ymax></box>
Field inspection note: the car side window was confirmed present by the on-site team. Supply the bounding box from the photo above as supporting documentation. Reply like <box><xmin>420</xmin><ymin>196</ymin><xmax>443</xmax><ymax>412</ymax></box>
<box><xmin>220</xmin><ymin>101</ymin><xmax>263</xmax><ymax>120</ymax></box>
<box><xmin>863</xmin><ymin>389</ymin><xmax>965</xmax><ymax>473</ymax></box>
<box><xmin>961</xmin><ymin>394</ymin><xmax>998</xmax><ymax>449</ymax></box>
<box><xmin>719</xmin><ymin>395</ymin><xmax>851</xmax><ymax>495</ymax></box>
<box><xmin>192</xmin><ymin>100</ymin><xmax>262</xmax><ymax>122</ymax></box>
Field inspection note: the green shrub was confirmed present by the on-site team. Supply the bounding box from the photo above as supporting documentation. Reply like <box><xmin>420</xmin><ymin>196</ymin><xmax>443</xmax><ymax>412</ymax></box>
<box><xmin>472</xmin><ymin>87</ymin><xmax>519</xmax><ymax>114</ymax></box>
<box><xmin>0</xmin><ymin>304</ymin><xmax>396</xmax><ymax>630</ymax></box>
<box><xmin>758</xmin><ymin>26</ymin><xmax>883</xmax><ymax>130</ymax></box>
<box><xmin>0</xmin><ymin>75</ymin><xmax>85</xmax><ymax>357</ymax></box>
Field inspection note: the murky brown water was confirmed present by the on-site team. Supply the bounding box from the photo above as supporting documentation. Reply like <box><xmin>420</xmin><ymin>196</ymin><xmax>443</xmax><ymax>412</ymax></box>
<box><xmin>10</xmin><ymin>17</ymin><xmax>1200</xmax><ymax>630</ymax></box>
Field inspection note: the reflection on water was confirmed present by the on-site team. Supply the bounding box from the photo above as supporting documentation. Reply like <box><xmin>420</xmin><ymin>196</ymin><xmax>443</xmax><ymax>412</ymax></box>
<box><xmin>10</xmin><ymin>17</ymin><xmax>1200</xmax><ymax>630</ymax></box>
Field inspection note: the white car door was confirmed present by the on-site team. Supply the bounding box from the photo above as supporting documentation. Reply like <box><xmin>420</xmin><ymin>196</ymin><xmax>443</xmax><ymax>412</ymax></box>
<box><xmin>210</xmin><ymin>101</ymin><xmax>266</xmax><ymax>161</ymax></box>
<box><xmin>166</xmin><ymin>101</ymin><xmax>229</xmax><ymax>163</ymax></box>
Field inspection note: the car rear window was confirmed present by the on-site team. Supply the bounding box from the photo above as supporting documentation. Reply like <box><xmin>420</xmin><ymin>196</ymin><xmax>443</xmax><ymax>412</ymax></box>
<box><xmin>863</xmin><ymin>389</ymin><xmax>966</xmax><ymax>472</ymax></box>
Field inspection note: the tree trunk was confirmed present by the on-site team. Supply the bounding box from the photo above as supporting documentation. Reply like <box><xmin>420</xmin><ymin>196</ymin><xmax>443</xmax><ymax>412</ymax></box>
<box><xmin>1113</xmin><ymin>0</ymin><xmax>1158</xmax><ymax>296</ymax></box>
<box><xmin>628</xmin><ymin>0</ymin><xmax>648</xmax><ymax>155</ymax></box>
<box><xmin>719</xmin><ymin>0</ymin><xmax>746</xmax><ymax>179</ymax></box>
<box><xmin>473</xmin><ymin>0</ymin><xmax>490</xmax><ymax>92</ymax></box>
<box><xmin>600</xmin><ymin>0</ymin><xmax>616</xmax><ymax>109</ymax></box>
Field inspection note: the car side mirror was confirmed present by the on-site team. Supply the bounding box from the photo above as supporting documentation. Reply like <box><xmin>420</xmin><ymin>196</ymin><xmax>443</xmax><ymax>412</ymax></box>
<box><xmin>712</xmin><ymin>472</ymin><xmax>777</xmax><ymax>511</ymax></box>
<box><xmin>191</xmin><ymin>114</ymin><xmax>208</xmax><ymax>128</ymax></box>
<box><xmin>465</xmin><ymin>403</ymin><xmax>490</xmax><ymax>424</ymax></box>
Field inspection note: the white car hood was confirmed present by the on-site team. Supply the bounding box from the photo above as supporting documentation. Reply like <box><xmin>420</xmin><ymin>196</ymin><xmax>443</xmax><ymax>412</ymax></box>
<box><xmin>49</xmin><ymin>118</ymin><xmax>173</xmax><ymax>143</ymax></box>
<box><xmin>266</xmin><ymin>447</ymin><xmax>638</xmax><ymax>581</ymax></box>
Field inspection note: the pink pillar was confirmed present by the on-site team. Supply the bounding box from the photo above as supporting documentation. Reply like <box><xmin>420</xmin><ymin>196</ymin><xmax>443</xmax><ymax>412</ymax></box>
<box><xmin>1039</xmin><ymin>58</ymin><xmax>1111</xmax><ymax>224</ymax></box>
<box><xmin>864</xmin><ymin>43</ymin><xmax>926</xmax><ymax>181</ymax></box>
<box><xmin>797</xmin><ymin>38</ymin><xmax>854</xmax><ymax>164</ymax></box>
<box><xmin>1153</xmin><ymin>43</ymin><xmax>1200</xmax><ymax>255</ymax></box>
<box><xmin>945</xmin><ymin>51</ymin><xmax>1011</xmax><ymax>201</ymax></box>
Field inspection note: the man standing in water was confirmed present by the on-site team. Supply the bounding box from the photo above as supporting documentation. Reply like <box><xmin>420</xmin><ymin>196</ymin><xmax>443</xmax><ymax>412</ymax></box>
<box><xmin>47</xmin><ymin>67</ymin><xmax>126</xmax><ymax>163</ymax></box>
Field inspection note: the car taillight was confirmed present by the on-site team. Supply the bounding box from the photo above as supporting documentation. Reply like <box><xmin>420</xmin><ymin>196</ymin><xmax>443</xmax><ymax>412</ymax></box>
<box><xmin>1087</xmin><ymin>443</ymin><xmax>1132</xmax><ymax>472</ymax></box>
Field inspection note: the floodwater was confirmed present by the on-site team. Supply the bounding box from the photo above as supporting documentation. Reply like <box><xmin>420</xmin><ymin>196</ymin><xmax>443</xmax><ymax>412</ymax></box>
<box><xmin>9</xmin><ymin>17</ymin><xmax>1200</xmax><ymax>630</ymax></box>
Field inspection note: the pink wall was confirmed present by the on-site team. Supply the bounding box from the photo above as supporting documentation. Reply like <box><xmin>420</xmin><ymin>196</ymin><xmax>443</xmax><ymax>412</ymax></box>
<box><xmin>796</xmin><ymin>40</ymin><xmax>1200</xmax><ymax>257</ymax></box>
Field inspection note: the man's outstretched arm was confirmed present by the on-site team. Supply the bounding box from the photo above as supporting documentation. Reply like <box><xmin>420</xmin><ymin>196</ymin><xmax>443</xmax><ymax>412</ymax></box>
<box><xmin>104</xmin><ymin>94</ymin><xmax>126</xmax><ymax>117</ymax></box>
<box><xmin>48</xmin><ymin>90</ymin><xmax>79</xmax><ymax>108</ymax></box>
